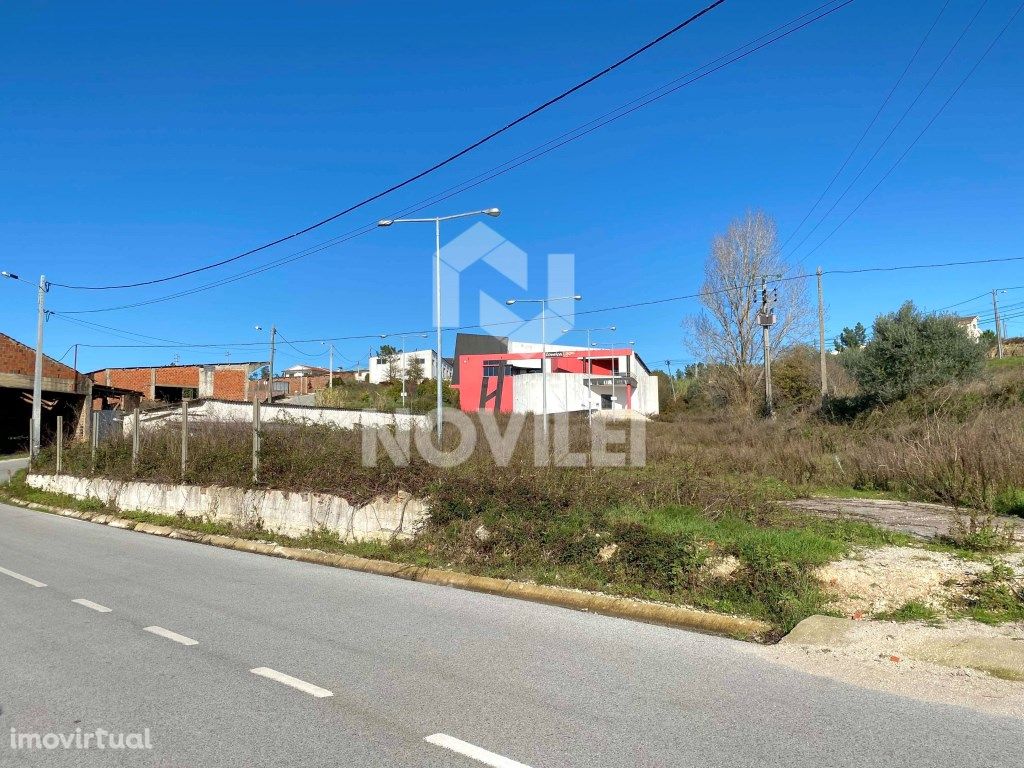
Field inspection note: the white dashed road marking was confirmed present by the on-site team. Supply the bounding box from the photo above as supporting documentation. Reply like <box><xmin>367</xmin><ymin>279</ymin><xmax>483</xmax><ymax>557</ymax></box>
<box><xmin>424</xmin><ymin>734</ymin><xmax>534</xmax><ymax>768</ymax></box>
<box><xmin>0</xmin><ymin>565</ymin><xmax>46</xmax><ymax>588</ymax></box>
<box><xmin>250</xmin><ymin>667</ymin><xmax>333</xmax><ymax>698</ymax></box>
<box><xmin>71</xmin><ymin>599</ymin><xmax>112</xmax><ymax>613</ymax></box>
<box><xmin>143</xmin><ymin>626</ymin><xmax>199</xmax><ymax>646</ymax></box>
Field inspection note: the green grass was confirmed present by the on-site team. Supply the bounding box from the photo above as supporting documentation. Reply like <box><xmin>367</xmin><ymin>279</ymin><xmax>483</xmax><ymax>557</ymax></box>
<box><xmin>874</xmin><ymin>600</ymin><xmax>941</xmax><ymax>623</ymax></box>
<box><xmin>986</xmin><ymin>356</ymin><xmax>1024</xmax><ymax>370</ymax></box>
<box><xmin>955</xmin><ymin>562</ymin><xmax>1024</xmax><ymax>625</ymax></box>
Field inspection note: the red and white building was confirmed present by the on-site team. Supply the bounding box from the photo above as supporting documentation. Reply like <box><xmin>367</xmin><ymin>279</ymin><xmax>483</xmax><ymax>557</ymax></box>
<box><xmin>452</xmin><ymin>335</ymin><xmax>659</xmax><ymax>416</ymax></box>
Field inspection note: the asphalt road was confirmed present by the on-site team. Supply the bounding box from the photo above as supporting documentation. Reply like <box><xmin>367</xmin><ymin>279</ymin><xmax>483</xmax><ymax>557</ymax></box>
<box><xmin>0</xmin><ymin>500</ymin><xmax>1021</xmax><ymax>767</ymax></box>
<box><xmin>0</xmin><ymin>456</ymin><xmax>28</xmax><ymax>484</ymax></box>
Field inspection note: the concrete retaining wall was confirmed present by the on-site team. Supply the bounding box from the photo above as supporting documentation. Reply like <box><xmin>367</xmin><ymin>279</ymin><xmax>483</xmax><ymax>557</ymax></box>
<box><xmin>26</xmin><ymin>473</ymin><xmax>427</xmax><ymax>541</ymax></box>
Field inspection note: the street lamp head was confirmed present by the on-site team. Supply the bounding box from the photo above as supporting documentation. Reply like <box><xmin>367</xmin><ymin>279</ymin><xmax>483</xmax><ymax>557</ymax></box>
<box><xmin>377</xmin><ymin>219</ymin><xmax>394</xmax><ymax>227</ymax></box>
<box><xmin>609</xmin><ymin>325</ymin><xmax>617</xmax><ymax>331</ymax></box>
<box><xmin>505</xmin><ymin>299</ymin><xmax>516</xmax><ymax>306</ymax></box>
<box><xmin>380</xmin><ymin>333</ymin><xmax>388</xmax><ymax>339</ymax></box>
<box><xmin>573</xmin><ymin>294</ymin><xmax>582</xmax><ymax>301</ymax></box>
<box><xmin>1</xmin><ymin>271</ymin><xmax>17</xmax><ymax>280</ymax></box>
<box><xmin>484</xmin><ymin>208</ymin><xmax>501</xmax><ymax>218</ymax></box>
<box><xmin>254</xmin><ymin>324</ymin><xmax>263</xmax><ymax>331</ymax></box>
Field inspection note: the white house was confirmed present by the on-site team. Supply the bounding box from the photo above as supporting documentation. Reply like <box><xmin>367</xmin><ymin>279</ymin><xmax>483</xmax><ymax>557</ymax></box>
<box><xmin>954</xmin><ymin>315</ymin><xmax>982</xmax><ymax>342</ymax></box>
<box><xmin>368</xmin><ymin>349</ymin><xmax>453</xmax><ymax>385</ymax></box>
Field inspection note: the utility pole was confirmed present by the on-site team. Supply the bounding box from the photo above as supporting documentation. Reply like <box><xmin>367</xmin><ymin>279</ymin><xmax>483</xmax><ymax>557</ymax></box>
<box><xmin>757</xmin><ymin>277</ymin><xmax>778</xmax><ymax>419</ymax></box>
<box><xmin>817</xmin><ymin>267</ymin><xmax>827</xmax><ymax>399</ymax></box>
<box><xmin>328</xmin><ymin>343</ymin><xmax>334</xmax><ymax>389</ymax></box>
<box><xmin>992</xmin><ymin>289</ymin><xmax>1005</xmax><ymax>359</ymax></box>
<box><xmin>32</xmin><ymin>275</ymin><xmax>48</xmax><ymax>458</ymax></box>
<box><xmin>256</xmin><ymin>324</ymin><xmax>277</xmax><ymax>400</ymax></box>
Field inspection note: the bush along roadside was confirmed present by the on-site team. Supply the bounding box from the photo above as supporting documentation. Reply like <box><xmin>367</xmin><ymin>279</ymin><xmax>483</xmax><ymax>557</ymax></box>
<box><xmin>2</xmin><ymin>470</ymin><xmax>908</xmax><ymax>637</ymax></box>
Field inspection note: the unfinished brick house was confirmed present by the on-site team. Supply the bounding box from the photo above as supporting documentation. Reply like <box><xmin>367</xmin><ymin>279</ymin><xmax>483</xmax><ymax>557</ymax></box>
<box><xmin>88</xmin><ymin>361</ymin><xmax>269</xmax><ymax>404</ymax></box>
<box><xmin>0</xmin><ymin>332</ymin><xmax>136</xmax><ymax>452</ymax></box>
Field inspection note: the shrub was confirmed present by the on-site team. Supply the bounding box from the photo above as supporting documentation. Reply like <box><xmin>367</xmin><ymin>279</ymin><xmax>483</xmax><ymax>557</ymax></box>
<box><xmin>841</xmin><ymin>301</ymin><xmax>985</xmax><ymax>404</ymax></box>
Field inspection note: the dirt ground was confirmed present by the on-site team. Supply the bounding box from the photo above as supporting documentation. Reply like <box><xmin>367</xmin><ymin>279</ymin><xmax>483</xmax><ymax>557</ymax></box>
<box><xmin>816</xmin><ymin>546</ymin><xmax>1024</xmax><ymax>617</ymax></box>
<box><xmin>749</xmin><ymin>619</ymin><xmax>1024</xmax><ymax>719</ymax></box>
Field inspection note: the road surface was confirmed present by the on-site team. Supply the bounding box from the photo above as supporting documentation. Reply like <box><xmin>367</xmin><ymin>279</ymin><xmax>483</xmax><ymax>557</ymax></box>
<box><xmin>0</xmin><ymin>456</ymin><xmax>28</xmax><ymax>484</ymax></box>
<box><xmin>0</xmin><ymin>500</ymin><xmax>1020</xmax><ymax>767</ymax></box>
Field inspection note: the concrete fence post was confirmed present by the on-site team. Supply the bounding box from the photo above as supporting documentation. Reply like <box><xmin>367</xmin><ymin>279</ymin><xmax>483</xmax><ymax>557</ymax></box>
<box><xmin>252</xmin><ymin>397</ymin><xmax>261</xmax><ymax>484</ymax></box>
<box><xmin>91</xmin><ymin>415</ymin><xmax>99</xmax><ymax>473</ymax></box>
<box><xmin>131</xmin><ymin>407</ymin><xmax>140</xmax><ymax>473</ymax></box>
<box><xmin>180</xmin><ymin>400</ymin><xmax>189</xmax><ymax>480</ymax></box>
<box><xmin>55</xmin><ymin>415</ymin><xmax>63</xmax><ymax>475</ymax></box>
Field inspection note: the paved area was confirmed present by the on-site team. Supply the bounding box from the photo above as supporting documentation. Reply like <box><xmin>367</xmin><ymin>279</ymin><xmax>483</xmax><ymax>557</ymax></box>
<box><xmin>1</xmin><ymin>500</ymin><xmax>1022</xmax><ymax>766</ymax></box>
<box><xmin>787</xmin><ymin>496</ymin><xmax>1021</xmax><ymax>540</ymax></box>
<box><xmin>0</xmin><ymin>456</ymin><xmax>28</xmax><ymax>484</ymax></box>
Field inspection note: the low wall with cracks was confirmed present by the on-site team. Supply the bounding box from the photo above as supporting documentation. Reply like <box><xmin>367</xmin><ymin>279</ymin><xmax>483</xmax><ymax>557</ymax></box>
<box><xmin>11</xmin><ymin>493</ymin><xmax>773</xmax><ymax>641</ymax></box>
<box><xmin>25</xmin><ymin>473</ymin><xmax>426</xmax><ymax>541</ymax></box>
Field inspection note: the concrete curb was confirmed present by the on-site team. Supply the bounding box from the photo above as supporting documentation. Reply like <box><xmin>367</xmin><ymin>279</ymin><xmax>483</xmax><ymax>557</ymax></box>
<box><xmin>783</xmin><ymin>615</ymin><xmax>1024</xmax><ymax>681</ymax></box>
<box><xmin>10</xmin><ymin>498</ymin><xmax>771</xmax><ymax>641</ymax></box>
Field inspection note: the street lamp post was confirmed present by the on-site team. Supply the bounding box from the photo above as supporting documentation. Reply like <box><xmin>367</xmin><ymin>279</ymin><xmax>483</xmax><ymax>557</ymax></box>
<box><xmin>561</xmin><ymin>325</ymin><xmax>615</xmax><ymax>424</ymax></box>
<box><xmin>378</xmin><ymin>208</ymin><xmax>500</xmax><ymax>439</ymax></box>
<box><xmin>506</xmin><ymin>294</ymin><xmax>582</xmax><ymax>438</ymax></box>
<box><xmin>382</xmin><ymin>332</ymin><xmax>429</xmax><ymax>407</ymax></box>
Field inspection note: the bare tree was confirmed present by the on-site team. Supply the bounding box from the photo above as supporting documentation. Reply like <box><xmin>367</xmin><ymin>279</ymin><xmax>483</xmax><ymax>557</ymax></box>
<box><xmin>684</xmin><ymin>210</ymin><xmax>812</xmax><ymax>410</ymax></box>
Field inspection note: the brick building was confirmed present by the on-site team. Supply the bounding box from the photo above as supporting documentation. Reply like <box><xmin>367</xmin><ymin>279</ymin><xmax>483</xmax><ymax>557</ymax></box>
<box><xmin>88</xmin><ymin>361</ymin><xmax>268</xmax><ymax>403</ymax></box>
<box><xmin>0</xmin><ymin>332</ymin><xmax>136</xmax><ymax>452</ymax></box>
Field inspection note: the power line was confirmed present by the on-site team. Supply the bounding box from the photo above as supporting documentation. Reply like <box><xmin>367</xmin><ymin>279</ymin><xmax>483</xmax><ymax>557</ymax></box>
<box><xmin>49</xmin><ymin>1</ymin><xmax>728</xmax><ymax>292</ymax></box>
<box><xmin>790</xmin><ymin>0</ymin><xmax>991</xmax><ymax>262</ymax></box>
<box><xmin>51</xmin><ymin>251</ymin><xmax>1024</xmax><ymax>357</ymax></box>
<box><xmin>781</xmin><ymin>0</ymin><xmax>952</xmax><ymax>251</ymax></box>
<box><xmin>796</xmin><ymin>0</ymin><xmax>1023</xmax><ymax>263</ymax></box>
<box><xmin>55</xmin><ymin>0</ymin><xmax>854</xmax><ymax>316</ymax></box>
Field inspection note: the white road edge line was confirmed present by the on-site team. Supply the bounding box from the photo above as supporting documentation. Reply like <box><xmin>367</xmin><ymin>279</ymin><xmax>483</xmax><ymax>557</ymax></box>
<box><xmin>424</xmin><ymin>734</ymin><xmax>534</xmax><ymax>768</ymax></box>
<box><xmin>249</xmin><ymin>667</ymin><xmax>333</xmax><ymax>698</ymax></box>
<box><xmin>0</xmin><ymin>565</ymin><xmax>46</xmax><ymax>588</ymax></box>
<box><xmin>71</xmin><ymin>598</ymin><xmax>112</xmax><ymax>613</ymax></box>
<box><xmin>143</xmin><ymin>626</ymin><xmax>199</xmax><ymax>646</ymax></box>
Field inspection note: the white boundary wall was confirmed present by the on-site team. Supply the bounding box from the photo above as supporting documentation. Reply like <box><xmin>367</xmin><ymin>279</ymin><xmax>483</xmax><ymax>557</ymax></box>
<box><xmin>126</xmin><ymin>399</ymin><xmax>428</xmax><ymax>435</ymax></box>
<box><xmin>26</xmin><ymin>473</ymin><xmax>427</xmax><ymax>541</ymax></box>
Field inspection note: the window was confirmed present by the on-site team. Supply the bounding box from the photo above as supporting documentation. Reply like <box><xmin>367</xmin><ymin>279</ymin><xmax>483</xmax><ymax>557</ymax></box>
<box><xmin>482</xmin><ymin>363</ymin><xmax>513</xmax><ymax>377</ymax></box>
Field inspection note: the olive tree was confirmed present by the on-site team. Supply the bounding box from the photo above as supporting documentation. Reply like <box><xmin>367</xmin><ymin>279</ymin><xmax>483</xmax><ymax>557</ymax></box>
<box><xmin>841</xmin><ymin>302</ymin><xmax>985</xmax><ymax>403</ymax></box>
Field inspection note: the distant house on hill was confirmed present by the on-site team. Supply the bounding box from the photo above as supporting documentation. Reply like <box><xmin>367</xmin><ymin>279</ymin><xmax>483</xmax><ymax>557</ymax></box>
<box><xmin>954</xmin><ymin>315</ymin><xmax>981</xmax><ymax>342</ymax></box>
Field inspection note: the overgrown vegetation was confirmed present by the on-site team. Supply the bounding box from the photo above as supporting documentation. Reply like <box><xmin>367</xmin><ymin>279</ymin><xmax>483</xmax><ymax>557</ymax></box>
<box><xmin>954</xmin><ymin>562</ymin><xmax>1024</xmax><ymax>625</ymax></box>
<box><xmin>315</xmin><ymin>378</ymin><xmax>458</xmax><ymax>413</ymax></box>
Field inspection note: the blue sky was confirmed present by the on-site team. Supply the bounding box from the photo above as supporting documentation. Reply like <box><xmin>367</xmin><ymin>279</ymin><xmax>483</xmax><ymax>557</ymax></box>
<box><xmin>1</xmin><ymin>0</ymin><xmax>1022</xmax><ymax>374</ymax></box>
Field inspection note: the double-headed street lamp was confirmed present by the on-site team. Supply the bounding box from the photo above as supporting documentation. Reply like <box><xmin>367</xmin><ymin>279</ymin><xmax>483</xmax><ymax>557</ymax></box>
<box><xmin>378</xmin><ymin>208</ymin><xmax>500</xmax><ymax>439</ymax></box>
<box><xmin>561</xmin><ymin>324</ymin><xmax>616</xmax><ymax>423</ymax></box>
<box><xmin>506</xmin><ymin>294</ymin><xmax>582</xmax><ymax>438</ymax></box>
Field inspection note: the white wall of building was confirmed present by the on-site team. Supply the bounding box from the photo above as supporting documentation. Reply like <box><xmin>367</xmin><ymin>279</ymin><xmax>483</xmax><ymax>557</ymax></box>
<box><xmin>368</xmin><ymin>349</ymin><xmax>452</xmax><ymax>385</ymax></box>
<box><xmin>509</xmin><ymin>369</ymin><xmax>659</xmax><ymax>416</ymax></box>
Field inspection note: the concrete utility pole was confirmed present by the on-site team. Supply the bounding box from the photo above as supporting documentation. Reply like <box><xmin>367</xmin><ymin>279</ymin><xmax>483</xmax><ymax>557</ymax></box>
<box><xmin>328</xmin><ymin>344</ymin><xmax>334</xmax><ymax>389</ymax></box>
<box><xmin>757</xmin><ymin>277</ymin><xmax>778</xmax><ymax>419</ymax></box>
<box><xmin>256</xmin><ymin>324</ymin><xmax>277</xmax><ymax>400</ymax></box>
<box><xmin>32</xmin><ymin>275</ymin><xmax>48</xmax><ymax>458</ymax></box>
<box><xmin>817</xmin><ymin>267</ymin><xmax>827</xmax><ymax>399</ymax></box>
<box><xmin>992</xmin><ymin>289</ymin><xmax>1005</xmax><ymax>359</ymax></box>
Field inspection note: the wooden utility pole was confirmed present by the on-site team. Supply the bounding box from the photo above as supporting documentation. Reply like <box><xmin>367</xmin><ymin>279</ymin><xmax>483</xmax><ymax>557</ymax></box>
<box><xmin>817</xmin><ymin>267</ymin><xmax>827</xmax><ymax>398</ymax></box>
